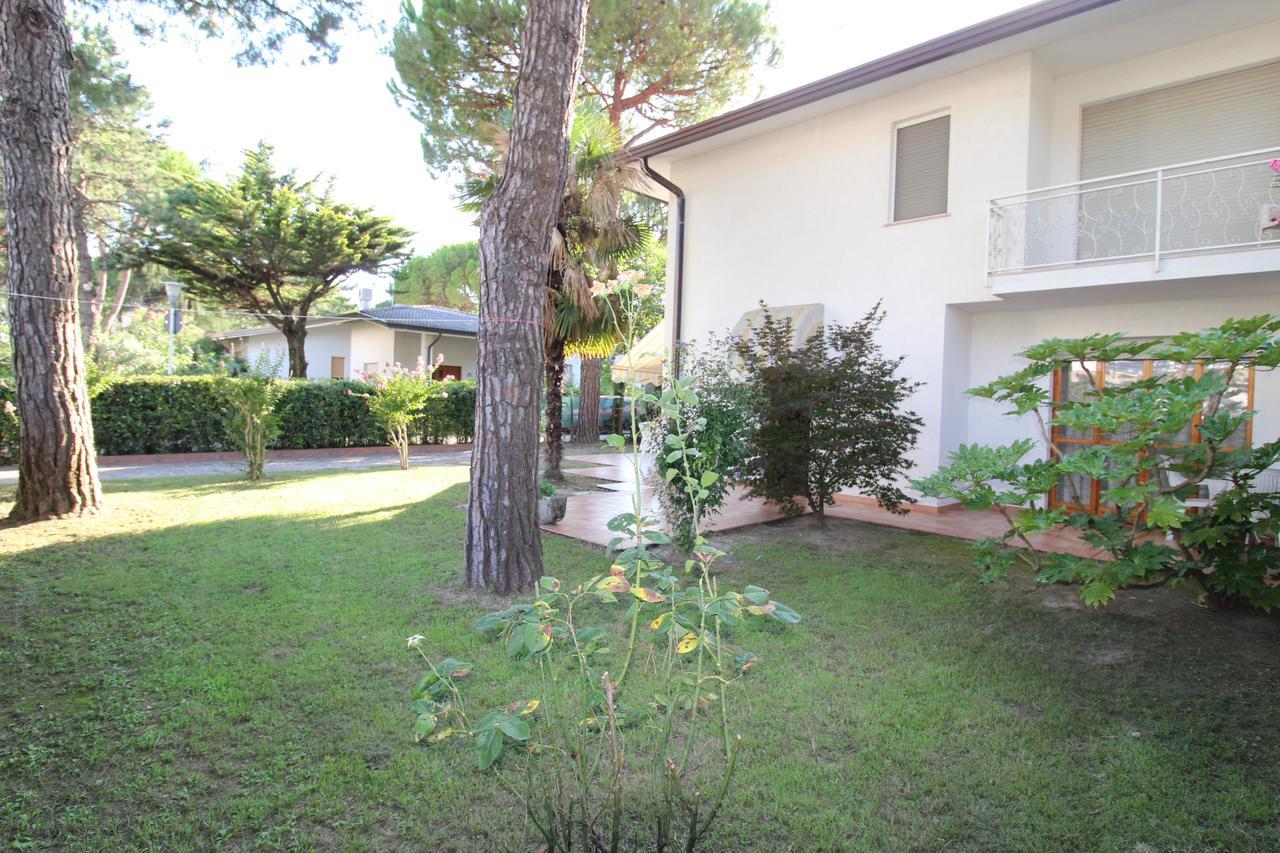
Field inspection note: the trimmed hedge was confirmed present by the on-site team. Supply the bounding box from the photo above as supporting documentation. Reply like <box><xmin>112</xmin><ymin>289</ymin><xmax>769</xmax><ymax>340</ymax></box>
<box><xmin>88</xmin><ymin>375</ymin><xmax>476</xmax><ymax>456</ymax></box>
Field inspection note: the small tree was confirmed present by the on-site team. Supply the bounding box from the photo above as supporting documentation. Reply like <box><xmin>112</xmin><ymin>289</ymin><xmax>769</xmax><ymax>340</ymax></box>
<box><xmin>734</xmin><ymin>303</ymin><xmax>923</xmax><ymax>525</ymax></box>
<box><xmin>357</xmin><ymin>359</ymin><xmax>444</xmax><ymax>470</ymax></box>
<box><xmin>220</xmin><ymin>356</ymin><xmax>283</xmax><ymax>481</ymax></box>
<box><xmin>914</xmin><ymin>315</ymin><xmax>1280</xmax><ymax>610</ymax></box>
<box><xmin>138</xmin><ymin>143</ymin><xmax>411</xmax><ymax>378</ymax></box>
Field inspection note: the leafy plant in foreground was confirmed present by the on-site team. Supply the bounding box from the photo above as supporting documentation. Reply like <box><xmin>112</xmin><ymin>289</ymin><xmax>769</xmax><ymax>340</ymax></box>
<box><xmin>913</xmin><ymin>315</ymin><xmax>1280</xmax><ymax>610</ymax></box>
<box><xmin>646</xmin><ymin>335</ymin><xmax>757</xmax><ymax>551</ymax></box>
<box><xmin>406</xmin><ymin>278</ymin><xmax>800</xmax><ymax>850</ymax></box>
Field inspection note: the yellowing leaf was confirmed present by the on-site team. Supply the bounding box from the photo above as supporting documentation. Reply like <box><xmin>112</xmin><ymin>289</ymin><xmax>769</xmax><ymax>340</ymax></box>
<box><xmin>609</xmin><ymin>564</ymin><xmax>627</xmax><ymax>577</ymax></box>
<box><xmin>677</xmin><ymin>632</ymin><xmax>700</xmax><ymax>654</ymax></box>
<box><xmin>426</xmin><ymin>727</ymin><xmax>455</xmax><ymax>744</ymax></box>
<box><xmin>506</xmin><ymin>699</ymin><xmax>541</xmax><ymax>716</ymax></box>
<box><xmin>596</xmin><ymin>576</ymin><xmax>631</xmax><ymax>593</ymax></box>
<box><xmin>631</xmin><ymin>587</ymin><xmax>665</xmax><ymax>603</ymax></box>
<box><xmin>650</xmin><ymin>612</ymin><xmax>671</xmax><ymax>631</ymax></box>
<box><xmin>747</xmin><ymin>602</ymin><xmax>777</xmax><ymax>616</ymax></box>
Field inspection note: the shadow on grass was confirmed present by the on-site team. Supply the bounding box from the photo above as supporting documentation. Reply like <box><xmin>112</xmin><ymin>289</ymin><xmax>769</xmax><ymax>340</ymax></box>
<box><xmin>2</xmin><ymin>478</ymin><xmax>1279</xmax><ymax>850</ymax></box>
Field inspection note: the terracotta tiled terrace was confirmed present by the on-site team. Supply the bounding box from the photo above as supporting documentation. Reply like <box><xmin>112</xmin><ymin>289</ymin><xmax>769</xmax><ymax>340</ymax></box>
<box><xmin>541</xmin><ymin>451</ymin><xmax>1101</xmax><ymax>558</ymax></box>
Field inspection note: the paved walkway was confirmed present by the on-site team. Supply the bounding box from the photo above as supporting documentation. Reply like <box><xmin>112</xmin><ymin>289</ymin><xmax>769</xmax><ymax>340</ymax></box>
<box><xmin>0</xmin><ymin>447</ymin><xmax>472</xmax><ymax>484</ymax></box>
<box><xmin>544</xmin><ymin>451</ymin><xmax>1101</xmax><ymax>558</ymax></box>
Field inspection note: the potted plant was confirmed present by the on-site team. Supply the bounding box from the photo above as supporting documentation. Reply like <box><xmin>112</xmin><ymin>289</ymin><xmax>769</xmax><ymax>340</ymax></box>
<box><xmin>536</xmin><ymin>479</ymin><xmax>567</xmax><ymax>524</ymax></box>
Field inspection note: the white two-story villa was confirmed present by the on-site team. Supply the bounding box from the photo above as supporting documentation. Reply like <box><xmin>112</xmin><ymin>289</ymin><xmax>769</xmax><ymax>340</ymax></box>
<box><xmin>634</xmin><ymin>0</ymin><xmax>1280</xmax><ymax>509</ymax></box>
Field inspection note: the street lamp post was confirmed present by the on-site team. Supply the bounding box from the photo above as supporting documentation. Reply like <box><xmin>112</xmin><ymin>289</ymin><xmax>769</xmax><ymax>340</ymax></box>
<box><xmin>164</xmin><ymin>281</ymin><xmax>182</xmax><ymax>375</ymax></box>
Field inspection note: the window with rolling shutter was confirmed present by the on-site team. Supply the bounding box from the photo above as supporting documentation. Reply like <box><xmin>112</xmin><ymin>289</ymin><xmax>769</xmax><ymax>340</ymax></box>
<box><xmin>1081</xmin><ymin>60</ymin><xmax>1280</xmax><ymax>179</ymax></box>
<box><xmin>892</xmin><ymin>114</ymin><xmax>950</xmax><ymax>221</ymax></box>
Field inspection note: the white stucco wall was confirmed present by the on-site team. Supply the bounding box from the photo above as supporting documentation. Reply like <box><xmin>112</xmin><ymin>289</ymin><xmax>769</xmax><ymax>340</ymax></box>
<box><xmin>429</xmin><ymin>334</ymin><xmax>479</xmax><ymax>381</ymax></box>
<box><xmin>964</xmin><ymin>286</ymin><xmax>1280</xmax><ymax>458</ymax></box>
<box><xmin>649</xmin><ymin>1</ymin><xmax>1280</xmax><ymax>495</ymax></box>
<box><xmin>228</xmin><ymin>321</ymin><xmax>477</xmax><ymax>381</ymax></box>
<box><xmin>661</xmin><ymin>52</ymin><xmax>1039</xmax><ymax>476</ymax></box>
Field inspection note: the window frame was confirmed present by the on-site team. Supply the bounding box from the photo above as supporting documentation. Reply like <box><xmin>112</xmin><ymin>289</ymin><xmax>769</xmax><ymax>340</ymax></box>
<box><xmin>1048</xmin><ymin>358</ymin><xmax>1255</xmax><ymax>514</ymax></box>
<box><xmin>889</xmin><ymin>108</ymin><xmax>952</xmax><ymax>224</ymax></box>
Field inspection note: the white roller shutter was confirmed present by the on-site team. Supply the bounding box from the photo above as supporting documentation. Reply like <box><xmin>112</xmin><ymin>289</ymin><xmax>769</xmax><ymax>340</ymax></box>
<box><xmin>893</xmin><ymin>114</ymin><xmax>950</xmax><ymax>221</ymax></box>
<box><xmin>1081</xmin><ymin>61</ymin><xmax>1280</xmax><ymax>179</ymax></box>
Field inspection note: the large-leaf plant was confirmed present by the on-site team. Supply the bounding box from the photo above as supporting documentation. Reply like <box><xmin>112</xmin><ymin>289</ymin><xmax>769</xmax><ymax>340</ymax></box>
<box><xmin>914</xmin><ymin>315</ymin><xmax>1280</xmax><ymax>610</ymax></box>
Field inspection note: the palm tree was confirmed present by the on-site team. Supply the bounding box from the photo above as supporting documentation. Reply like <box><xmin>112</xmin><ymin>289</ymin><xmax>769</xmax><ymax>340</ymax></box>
<box><xmin>462</xmin><ymin>109</ymin><xmax>650</xmax><ymax>480</ymax></box>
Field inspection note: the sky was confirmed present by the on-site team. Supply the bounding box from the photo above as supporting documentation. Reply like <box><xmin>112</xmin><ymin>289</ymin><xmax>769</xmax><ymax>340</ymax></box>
<box><xmin>104</xmin><ymin>0</ymin><xmax>1031</xmax><ymax>297</ymax></box>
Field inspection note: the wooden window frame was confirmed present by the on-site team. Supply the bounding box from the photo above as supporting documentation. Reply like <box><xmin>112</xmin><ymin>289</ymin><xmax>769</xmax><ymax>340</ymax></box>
<box><xmin>1048</xmin><ymin>358</ymin><xmax>1255</xmax><ymax>514</ymax></box>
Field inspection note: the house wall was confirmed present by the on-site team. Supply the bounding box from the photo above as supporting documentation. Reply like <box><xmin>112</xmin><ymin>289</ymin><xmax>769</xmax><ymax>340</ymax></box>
<box><xmin>964</xmin><ymin>287</ymin><xmax>1280</xmax><ymax>455</ymax></box>
<box><xmin>663</xmin><ymin>52</ymin><xmax>1038</xmax><ymax>477</ymax></box>
<box><xmin>429</xmin><ymin>334</ymin><xmax>479</xmax><ymax>381</ymax></box>
<box><xmin>654</xmin><ymin>1</ymin><xmax>1280</xmax><ymax>496</ymax></box>
<box><xmin>228</xmin><ymin>322</ymin><xmax>478</xmax><ymax>381</ymax></box>
<box><xmin>299</xmin><ymin>324</ymin><xmax>352</xmax><ymax>379</ymax></box>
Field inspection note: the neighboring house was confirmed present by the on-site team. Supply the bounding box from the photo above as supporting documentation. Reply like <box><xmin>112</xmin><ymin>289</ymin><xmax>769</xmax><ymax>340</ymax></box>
<box><xmin>212</xmin><ymin>306</ymin><xmax>479</xmax><ymax>381</ymax></box>
<box><xmin>634</xmin><ymin>0</ymin><xmax>1280</xmax><ymax>507</ymax></box>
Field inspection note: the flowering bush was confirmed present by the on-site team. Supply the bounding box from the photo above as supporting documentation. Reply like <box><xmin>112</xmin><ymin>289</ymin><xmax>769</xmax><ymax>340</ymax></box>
<box><xmin>354</xmin><ymin>358</ymin><xmax>445</xmax><ymax>469</ymax></box>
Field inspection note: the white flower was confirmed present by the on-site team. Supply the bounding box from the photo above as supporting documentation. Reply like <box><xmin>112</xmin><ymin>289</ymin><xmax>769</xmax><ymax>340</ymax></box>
<box><xmin>406</xmin><ymin>634</ymin><xmax>426</xmax><ymax>650</ymax></box>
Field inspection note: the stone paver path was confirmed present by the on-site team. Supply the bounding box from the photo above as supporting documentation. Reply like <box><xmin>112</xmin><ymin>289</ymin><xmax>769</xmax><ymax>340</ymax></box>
<box><xmin>547</xmin><ymin>451</ymin><xmax>1103</xmax><ymax>558</ymax></box>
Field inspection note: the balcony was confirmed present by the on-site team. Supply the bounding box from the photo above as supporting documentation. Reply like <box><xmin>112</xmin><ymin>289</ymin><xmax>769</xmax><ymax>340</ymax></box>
<box><xmin>987</xmin><ymin>148</ymin><xmax>1280</xmax><ymax>295</ymax></box>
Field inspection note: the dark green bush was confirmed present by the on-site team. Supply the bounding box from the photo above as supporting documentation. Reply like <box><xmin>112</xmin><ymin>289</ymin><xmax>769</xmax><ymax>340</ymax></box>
<box><xmin>87</xmin><ymin>376</ymin><xmax>475</xmax><ymax>456</ymax></box>
<box><xmin>0</xmin><ymin>378</ymin><xmax>19</xmax><ymax>465</ymax></box>
<box><xmin>272</xmin><ymin>380</ymin><xmax>382</xmax><ymax>449</ymax></box>
<box><xmin>92</xmin><ymin>375</ymin><xmax>231</xmax><ymax>454</ymax></box>
<box><xmin>419</xmin><ymin>381</ymin><xmax>476</xmax><ymax>444</ymax></box>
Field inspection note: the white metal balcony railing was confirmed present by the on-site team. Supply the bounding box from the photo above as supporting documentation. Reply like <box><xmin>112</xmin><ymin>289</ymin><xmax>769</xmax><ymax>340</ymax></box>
<box><xmin>988</xmin><ymin>148</ymin><xmax>1280</xmax><ymax>276</ymax></box>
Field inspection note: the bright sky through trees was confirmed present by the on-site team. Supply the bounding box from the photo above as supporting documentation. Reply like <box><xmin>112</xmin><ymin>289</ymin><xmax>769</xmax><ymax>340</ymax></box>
<box><xmin>103</xmin><ymin>0</ymin><xmax>1029</xmax><ymax>298</ymax></box>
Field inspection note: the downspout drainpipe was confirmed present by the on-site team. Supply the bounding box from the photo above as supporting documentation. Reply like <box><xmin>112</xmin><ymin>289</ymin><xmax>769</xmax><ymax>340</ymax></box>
<box><xmin>640</xmin><ymin>156</ymin><xmax>685</xmax><ymax>375</ymax></box>
<box><xmin>426</xmin><ymin>332</ymin><xmax>442</xmax><ymax>372</ymax></box>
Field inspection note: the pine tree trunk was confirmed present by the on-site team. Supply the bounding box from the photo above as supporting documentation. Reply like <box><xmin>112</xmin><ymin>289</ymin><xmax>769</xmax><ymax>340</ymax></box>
<box><xmin>102</xmin><ymin>267</ymin><xmax>131</xmax><ymax>332</ymax></box>
<box><xmin>574</xmin><ymin>356</ymin><xmax>602</xmax><ymax>444</ymax></box>
<box><xmin>544</xmin><ymin>335</ymin><xmax>566</xmax><ymax>481</ymax></box>
<box><xmin>466</xmin><ymin>0</ymin><xmax>588</xmax><ymax>592</ymax></box>
<box><xmin>0</xmin><ymin>0</ymin><xmax>103</xmax><ymax>521</ymax></box>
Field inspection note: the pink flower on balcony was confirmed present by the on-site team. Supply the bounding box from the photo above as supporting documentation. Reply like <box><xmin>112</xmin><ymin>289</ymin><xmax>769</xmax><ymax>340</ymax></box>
<box><xmin>1271</xmin><ymin>159</ymin><xmax>1280</xmax><ymax>172</ymax></box>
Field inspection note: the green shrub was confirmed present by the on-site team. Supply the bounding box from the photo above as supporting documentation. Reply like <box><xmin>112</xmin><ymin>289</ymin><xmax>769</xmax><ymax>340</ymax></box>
<box><xmin>220</xmin><ymin>368</ymin><xmax>283</xmax><ymax>481</ymax></box>
<box><xmin>272</xmin><ymin>380</ymin><xmax>382</xmax><ymax>448</ymax></box>
<box><xmin>732</xmin><ymin>302</ymin><xmax>923</xmax><ymax>525</ymax></box>
<box><xmin>87</xmin><ymin>375</ymin><xmax>476</xmax><ymax>455</ymax></box>
<box><xmin>0</xmin><ymin>378</ymin><xmax>18</xmax><ymax>465</ymax></box>
<box><xmin>647</xmin><ymin>336</ymin><xmax>757</xmax><ymax>550</ymax></box>
<box><xmin>92</xmin><ymin>375</ymin><xmax>231</xmax><ymax>454</ymax></box>
<box><xmin>419</xmin><ymin>380</ymin><xmax>477</xmax><ymax>444</ymax></box>
<box><xmin>913</xmin><ymin>316</ymin><xmax>1280</xmax><ymax>611</ymax></box>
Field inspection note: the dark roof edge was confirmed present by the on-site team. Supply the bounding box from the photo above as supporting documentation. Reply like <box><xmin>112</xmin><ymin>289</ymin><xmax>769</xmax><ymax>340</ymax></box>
<box><xmin>378</xmin><ymin>320</ymin><xmax>477</xmax><ymax>336</ymax></box>
<box><xmin>626</xmin><ymin>0</ymin><xmax>1121</xmax><ymax>159</ymax></box>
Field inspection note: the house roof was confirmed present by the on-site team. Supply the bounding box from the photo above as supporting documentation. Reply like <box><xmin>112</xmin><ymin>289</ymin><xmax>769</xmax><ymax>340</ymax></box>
<box><xmin>211</xmin><ymin>305</ymin><xmax>479</xmax><ymax>340</ymax></box>
<box><xmin>353</xmin><ymin>305</ymin><xmax>478</xmax><ymax>335</ymax></box>
<box><xmin>626</xmin><ymin>0</ymin><xmax>1121</xmax><ymax>160</ymax></box>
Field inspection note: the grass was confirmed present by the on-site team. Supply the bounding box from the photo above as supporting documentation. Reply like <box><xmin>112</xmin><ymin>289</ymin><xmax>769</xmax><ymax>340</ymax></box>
<box><xmin>2</xmin><ymin>466</ymin><xmax>1279</xmax><ymax>850</ymax></box>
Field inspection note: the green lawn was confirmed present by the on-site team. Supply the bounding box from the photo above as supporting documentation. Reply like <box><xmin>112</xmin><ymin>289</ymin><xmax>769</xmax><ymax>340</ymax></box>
<box><xmin>2</xmin><ymin>467</ymin><xmax>1278</xmax><ymax>850</ymax></box>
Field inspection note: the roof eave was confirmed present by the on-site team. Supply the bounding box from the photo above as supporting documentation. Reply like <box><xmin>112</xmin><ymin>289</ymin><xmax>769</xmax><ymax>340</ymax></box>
<box><xmin>626</xmin><ymin>0</ymin><xmax>1121</xmax><ymax>161</ymax></box>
